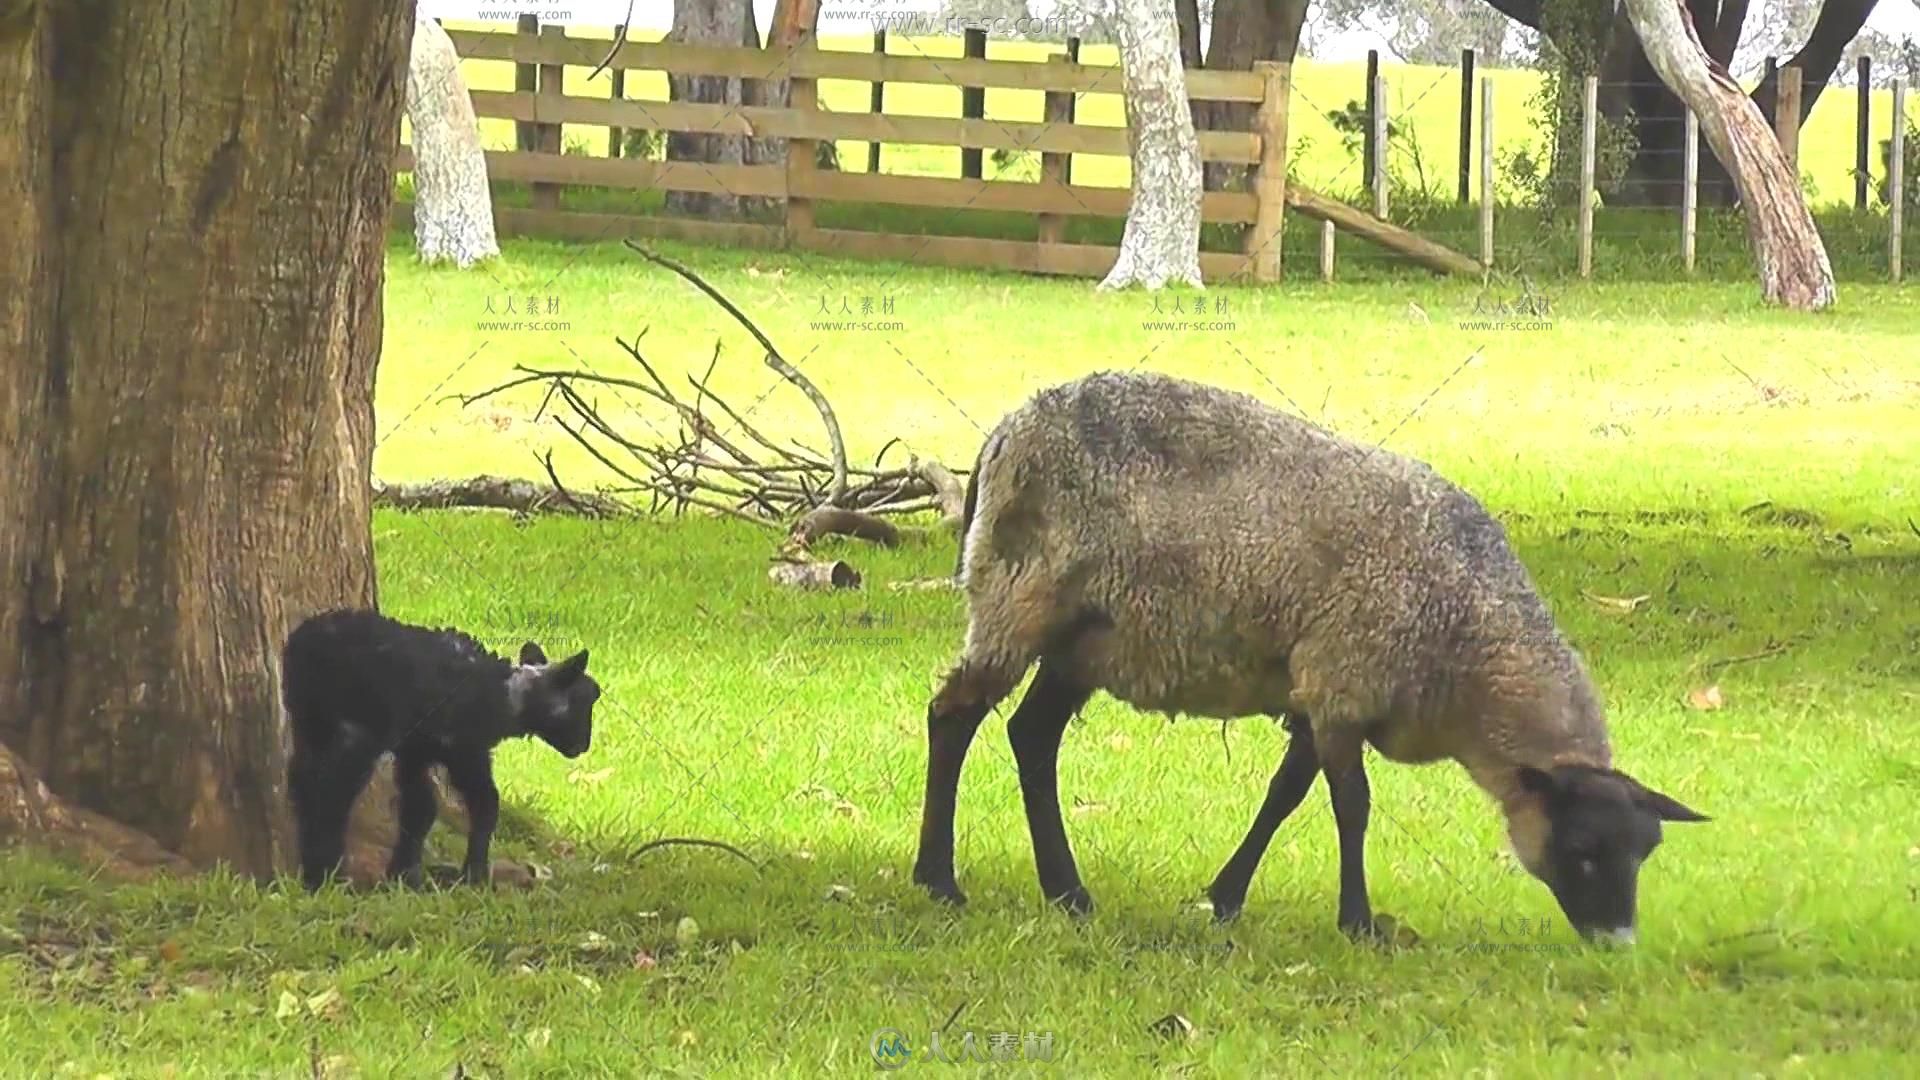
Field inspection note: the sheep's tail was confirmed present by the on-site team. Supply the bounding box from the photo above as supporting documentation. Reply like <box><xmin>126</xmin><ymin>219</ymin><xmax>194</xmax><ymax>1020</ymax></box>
<box><xmin>952</xmin><ymin>428</ymin><xmax>1004</xmax><ymax>581</ymax></box>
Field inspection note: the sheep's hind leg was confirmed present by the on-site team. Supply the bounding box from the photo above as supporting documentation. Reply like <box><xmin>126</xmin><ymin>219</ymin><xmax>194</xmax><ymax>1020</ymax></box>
<box><xmin>385</xmin><ymin>747</ymin><xmax>438</xmax><ymax>889</ymax></box>
<box><xmin>912</xmin><ymin>656</ymin><xmax>1026</xmax><ymax>907</ymax></box>
<box><xmin>1005</xmin><ymin>660</ymin><xmax>1095</xmax><ymax>916</ymax></box>
<box><xmin>288</xmin><ymin>733</ymin><xmax>383</xmax><ymax>893</ymax></box>
<box><xmin>1206</xmin><ymin>714</ymin><xmax>1320</xmax><ymax>922</ymax></box>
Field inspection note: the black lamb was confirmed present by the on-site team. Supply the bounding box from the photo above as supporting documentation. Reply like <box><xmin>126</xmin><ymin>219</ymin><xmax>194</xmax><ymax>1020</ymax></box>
<box><xmin>282</xmin><ymin>608</ymin><xmax>600</xmax><ymax>892</ymax></box>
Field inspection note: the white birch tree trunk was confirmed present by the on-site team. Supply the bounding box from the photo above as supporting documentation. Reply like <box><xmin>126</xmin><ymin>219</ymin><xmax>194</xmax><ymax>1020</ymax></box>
<box><xmin>405</xmin><ymin>18</ymin><xmax>499</xmax><ymax>268</ymax></box>
<box><xmin>1099</xmin><ymin>0</ymin><xmax>1206</xmax><ymax>291</ymax></box>
<box><xmin>1619</xmin><ymin>0</ymin><xmax>1834</xmax><ymax>310</ymax></box>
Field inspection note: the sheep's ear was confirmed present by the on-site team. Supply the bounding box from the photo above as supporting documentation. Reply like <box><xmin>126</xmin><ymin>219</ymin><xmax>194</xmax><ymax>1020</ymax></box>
<box><xmin>1629</xmin><ymin>780</ymin><xmax>1709</xmax><ymax>823</ymax></box>
<box><xmin>519</xmin><ymin>641</ymin><xmax>548</xmax><ymax>666</ymax></box>
<box><xmin>1515</xmin><ymin>766</ymin><xmax>1561</xmax><ymax>801</ymax></box>
<box><xmin>546</xmin><ymin>649</ymin><xmax>589</xmax><ymax>685</ymax></box>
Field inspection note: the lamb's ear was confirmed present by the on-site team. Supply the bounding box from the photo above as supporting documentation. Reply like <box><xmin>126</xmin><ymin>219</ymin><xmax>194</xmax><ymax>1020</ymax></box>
<box><xmin>545</xmin><ymin>649</ymin><xmax>589</xmax><ymax>685</ymax></box>
<box><xmin>1515</xmin><ymin>766</ymin><xmax>1562</xmax><ymax>801</ymax></box>
<box><xmin>1628</xmin><ymin>779</ymin><xmax>1710</xmax><ymax>823</ymax></box>
<box><xmin>519</xmin><ymin>641</ymin><xmax>548</xmax><ymax>666</ymax></box>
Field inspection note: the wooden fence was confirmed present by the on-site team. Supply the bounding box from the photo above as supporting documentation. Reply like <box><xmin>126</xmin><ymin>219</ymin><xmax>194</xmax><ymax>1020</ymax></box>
<box><xmin>392</xmin><ymin>25</ymin><xmax>1480</xmax><ymax>282</ymax></box>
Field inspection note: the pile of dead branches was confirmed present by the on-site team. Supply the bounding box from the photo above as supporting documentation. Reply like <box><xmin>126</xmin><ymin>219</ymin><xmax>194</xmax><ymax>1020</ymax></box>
<box><xmin>452</xmin><ymin>242</ymin><xmax>968</xmax><ymax>590</ymax></box>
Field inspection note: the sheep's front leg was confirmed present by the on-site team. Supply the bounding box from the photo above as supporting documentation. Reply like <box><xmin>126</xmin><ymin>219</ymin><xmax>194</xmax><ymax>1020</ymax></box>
<box><xmin>1207</xmin><ymin>714</ymin><xmax>1320</xmax><ymax>922</ymax></box>
<box><xmin>1316</xmin><ymin>729</ymin><xmax>1383</xmax><ymax>941</ymax></box>
<box><xmin>1005</xmin><ymin>662</ymin><xmax>1094</xmax><ymax>916</ymax></box>
<box><xmin>443</xmin><ymin>749</ymin><xmax>500</xmax><ymax>887</ymax></box>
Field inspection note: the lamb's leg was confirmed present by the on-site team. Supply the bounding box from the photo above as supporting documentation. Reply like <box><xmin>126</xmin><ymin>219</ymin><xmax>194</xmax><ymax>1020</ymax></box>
<box><xmin>912</xmin><ymin>657</ymin><xmax>1026</xmax><ymax>906</ymax></box>
<box><xmin>443</xmin><ymin>749</ymin><xmax>500</xmax><ymax>886</ymax></box>
<box><xmin>288</xmin><ymin>735</ymin><xmax>383</xmax><ymax>893</ymax></box>
<box><xmin>1005</xmin><ymin>661</ymin><xmax>1095</xmax><ymax>916</ymax></box>
<box><xmin>1206</xmin><ymin>713</ymin><xmax>1320</xmax><ymax>922</ymax></box>
<box><xmin>1318</xmin><ymin>733</ymin><xmax>1383</xmax><ymax>941</ymax></box>
<box><xmin>385</xmin><ymin>747</ymin><xmax>438</xmax><ymax>888</ymax></box>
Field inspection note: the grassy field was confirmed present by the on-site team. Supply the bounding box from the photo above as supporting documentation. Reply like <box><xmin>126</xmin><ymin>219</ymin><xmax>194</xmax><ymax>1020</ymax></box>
<box><xmin>3</xmin><ymin>235</ymin><xmax>1919</xmax><ymax>1075</ymax></box>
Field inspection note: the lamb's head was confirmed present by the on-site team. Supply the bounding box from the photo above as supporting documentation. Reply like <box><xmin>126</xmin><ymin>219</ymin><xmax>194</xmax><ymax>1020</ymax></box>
<box><xmin>508</xmin><ymin>642</ymin><xmax>599</xmax><ymax>758</ymax></box>
<box><xmin>1507</xmin><ymin>764</ymin><xmax>1707</xmax><ymax>945</ymax></box>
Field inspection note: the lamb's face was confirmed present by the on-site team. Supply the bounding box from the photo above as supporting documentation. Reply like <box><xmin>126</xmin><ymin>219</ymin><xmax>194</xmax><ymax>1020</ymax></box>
<box><xmin>511</xmin><ymin>643</ymin><xmax>598</xmax><ymax>758</ymax></box>
<box><xmin>1514</xmin><ymin>765</ymin><xmax>1708</xmax><ymax>945</ymax></box>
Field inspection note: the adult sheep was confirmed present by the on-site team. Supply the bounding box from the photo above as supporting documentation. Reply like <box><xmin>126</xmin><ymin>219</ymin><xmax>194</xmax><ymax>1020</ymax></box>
<box><xmin>910</xmin><ymin>370</ymin><xmax>1707</xmax><ymax>945</ymax></box>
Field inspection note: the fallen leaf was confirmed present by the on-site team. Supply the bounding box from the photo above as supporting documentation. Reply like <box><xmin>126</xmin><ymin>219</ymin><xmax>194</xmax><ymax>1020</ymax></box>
<box><xmin>304</xmin><ymin>987</ymin><xmax>345</xmax><ymax>1020</ymax></box>
<box><xmin>676</xmin><ymin>1030</ymin><xmax>698</xmax><ymax>1048</ymax></box>
<box><xmin>573</xmin><ymin>974</ymin><xmax>601</xmax><ymax>994</ymax></box>
<box><xmin>1148</xmin><ymin>1013</ymin><xmax>1195</xmax><ymax>1040</ymax></box>
<box><xmin>1686</xmin><ymin>685</ymin><xmax>1724</xmax><ymax>711</ymax></box>
<box><xmin>824</xmin><ymin>884</ymin><xmax>855</xmax><ymax>902</ymax></box>
<box><xmin>567</xmin><ymin>766</ymin><xmax>615</xmax><ymax>787</ymax></box>
<box><xmin>1283</xmin><ymin>961</ymin><xmax>1313</xmax><ymax>977</ymax></box>
<box><xmin>577</xmin><ymin>931</ymin><xmax>613</xmax><ymax>952</ymax></box>
<box><xmin>1107</xmin><ymin>732</ymin><xmax>1133</xmax><ymax>752</ymax></box>
<box><xmin>675</xmin><ymin>917</ymin><xmax>701</xmax><ymax>949</ymax></box>
<box><xmin>1582</xmin><ymin>590</ymin><xmax>1651</xmax><ymax>613</ymax></box>
<box><xmin>157</xmin><ymin>940</ymin><xmax>182</xmax><ymax>964</ymax></box>
<box><xmin>525</xmin><ymin>1028</ymin><xmax>552</xmax><ymax>1051</ymax></box>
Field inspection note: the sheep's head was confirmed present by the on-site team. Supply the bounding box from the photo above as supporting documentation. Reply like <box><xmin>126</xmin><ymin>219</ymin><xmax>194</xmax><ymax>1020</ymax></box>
<box><xmin>509</xmin><ymin>642</ymin><xmax>599</xmax><ymax>758</ymax></box>
<box><xmin>1508</xmin><ymin>764</ymin><xmax>1708</xmax><ymax>945</ymax></box>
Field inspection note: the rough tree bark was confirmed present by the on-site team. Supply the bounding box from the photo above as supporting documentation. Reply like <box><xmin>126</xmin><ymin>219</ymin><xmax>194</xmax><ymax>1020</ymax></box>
<box><xmin>406</xmin><ymin>17</ymin><xmax>500</xmax><ymax>267</ymax></box>
<box><xmin>1197</xmin><ymin>0</ymin><xmax>1310</xmax><ymax>191</ymax></box>
<box><xmin>666</xmin><ymin>0</ymin><xmax>780</xmax><ymax>220</ymax></box>
<box><xmin>1619</xmin><ymin>0</ymin><xmax>1835</xmax><ymax>309</ymax></box>
<box><xmin>1101</xmin><ymin>0</ymin><xmax>1207</xmax><ymax>290</ymax></box>
<box><xmin>0</xmin><ymin>0</ymin><xmax>414</xmax><ymax>880</ymax></box>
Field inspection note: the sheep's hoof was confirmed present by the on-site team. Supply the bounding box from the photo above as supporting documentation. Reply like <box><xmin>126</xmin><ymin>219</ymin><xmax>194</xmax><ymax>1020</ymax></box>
<box><xmin>917</xmin><ymin>878</ymin><xmax>968</xmax><ymax>907</ymax></box>
<box><xmin>1050</xmin><ymin>887</ymin><xmax>1094</xmax><ymax>919</ymax></box>
<box><xmin>1341</xmin><ymin>912</ymin><xmax>1419</xmax><ymax>948</ymax></box>
<box><xmin>1205</xmin><ymin>887</ymin><xmax>1248</xmax><ymax>924</ymax></box>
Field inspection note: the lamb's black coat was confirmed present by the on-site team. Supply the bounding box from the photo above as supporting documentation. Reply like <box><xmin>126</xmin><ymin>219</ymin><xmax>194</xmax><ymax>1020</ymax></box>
<box><xmin>283</xmin><ymin>608</ymin><xmax>599</xmax><ymax>891</ymax></box>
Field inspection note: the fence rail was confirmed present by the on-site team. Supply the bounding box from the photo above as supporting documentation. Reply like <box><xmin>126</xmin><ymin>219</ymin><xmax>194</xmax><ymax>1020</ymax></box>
<box><xmin>399</xmin><ymin>25</ymin><xmax>1295</xmax><ymax>282</ymax></box>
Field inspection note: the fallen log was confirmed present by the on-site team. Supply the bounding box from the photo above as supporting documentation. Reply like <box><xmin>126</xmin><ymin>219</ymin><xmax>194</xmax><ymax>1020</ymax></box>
<box><xmin>372</xmin><ymin>475</ymin><xmax>629</xmax><ymax>518</ymax></box>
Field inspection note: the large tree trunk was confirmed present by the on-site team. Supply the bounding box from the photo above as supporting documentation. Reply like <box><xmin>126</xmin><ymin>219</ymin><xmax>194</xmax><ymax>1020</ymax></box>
<box><xmin>1197</xmin><ymin>0</ymin><xmax>1309</xmax><ymax>192</ymax></box>
<box><xmin>406</xmin><ymin>18</ymin><xmax>500</xmax><ymax>267</ymax></box>
<box><xmin>666</xmin><ymin>0</ymin><xmax>779</xmax><ymax>221</ymax></box>
<box><xmin>0</xmin><ymin>0</ymin><xmax>412</xmax><ymax>878</ymax></box>
<box><xmin>1620</xmin><ymin>0</ymin><xmax>1834</xmax><ymax>309</ymax></box>
<box><xmin>1101</xmin><ymin>0</ymin><xmax>1206</xmax><ymax>290</ymax></box>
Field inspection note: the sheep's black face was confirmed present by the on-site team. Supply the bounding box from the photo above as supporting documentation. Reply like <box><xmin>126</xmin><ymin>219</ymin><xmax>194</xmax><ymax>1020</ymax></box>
<box><xmin>1516</xmin><ymin>765</ymin><xmax>1708</xmax><ymax>945</ymax></box>
<box><xmin>513</xmin><ymin>643</ymin><xmax>599</xmax><ymax>759</ymax></box>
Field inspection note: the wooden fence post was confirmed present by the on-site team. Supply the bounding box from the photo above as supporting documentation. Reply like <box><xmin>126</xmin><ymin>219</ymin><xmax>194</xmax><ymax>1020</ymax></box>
<box><xmin>1458</xmin><ymin>48</ymin><xmax>1474</xmax><ymax>204</ymax></box>
<box><xmin>1892</xmin><ymin>77</ymin><xmax>1906</xmax><ymax>282</ymax></box>
<box><xmin>515</xmin><ymin>15</ymin><xmax>539</xmax><ymax>153</ymax></box>
<box><xmin>1247</xmin><ymin>61</ymin><xmax>1291</xmax><ymax>283</ymax></box>
<box><xmin>1683</xmin><ymin>108</ymin><xmax>1698</xmax><ymax>273</ymax></box>
<box><xmin>607</xmin><ymin>24</ymin><xmax>626</xmax><ymax>158</ymax></box>
<box><xmin>1579</xmin><ymin>74</ymin><xmax>1597</xmax><ymax>278</ymax></box>
<box><xmin>532</xmin><ymin>23</ymin><xmax>566</xmax><ymax>211</ymax></box>
<box><xmin>961</xmin><ymin>28</ymin><xmax>987</xmax><ymax>179</ymax></box>
<box><xmin>1479</xmin><ymin>76</ymin><xmax>1494</xmax><ymax>275</ymax></box>
<box><xmin>1363</xmin><ymin>50</ymin><xmax>1379</xmax><ymax>191</ymax></box>
<box><xmin>788</xmin><ymin>32</ymin><xmax>820</xmax><ymax>245</ymax></box>
<box><xmin>1776</xmin><ymin>64</ymin><xmax>1802</xmax><ymax>177</ymax></box>
<box><xmin>1039</xmin><ymin>56</ymin><xmax>1073</xmax><ymax>249</ymax></box>
<box><xmin>1856</xmin><ymin>55</ymin><xmax>1871</xmax><ymax>210</ymax></box>
<box><xmin>1066</xmin><ymin>36</ymin><xmax>1080</xmax><ymax>63</ymax></box>
<box><xmin>1372</xmin><ymin>74</ymin><xmax>1388</xmax><ymax>220</ymax></box>
<box><xmin>868</xmin><ymin>29</ymin><xmax>886</xmax><ymax>173</ymax></box>
<box><xmin>1320</xmin><ymin>220</ymin><xmax>1335</xmax><ymax>281</ymax></box>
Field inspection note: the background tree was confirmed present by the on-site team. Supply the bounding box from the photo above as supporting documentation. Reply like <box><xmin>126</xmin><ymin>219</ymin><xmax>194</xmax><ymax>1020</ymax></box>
<box><xmin>1619</xmin><ymin>0</ymin><xmax>1834</xmax><ymax>308</ymax></box>
<box><xmin>0</xmin><ymin>0</ymin><xmax>414</xmax><ymax>877</ymax></box>
<box><xmin>407</xmin><ymin>17</ymin><xmax>500</xmax><ymax>267</ymax></box>
<box><xmin>1101</xmin><ymin>0</ymin><xmax>1207</xmax><ymax>288</ymax></box>
<box><xmin>666</xmin><ymin>0</ymin><xmax>781</xmax><ymax>220</ymax></box>
<box><xmin>1197</xmin><ymin>0</ymin><xmax>1310</xmax><ymax>191</ymax></box>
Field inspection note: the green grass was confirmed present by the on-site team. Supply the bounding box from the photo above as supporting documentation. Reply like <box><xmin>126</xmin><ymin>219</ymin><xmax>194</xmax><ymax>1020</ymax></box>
<box><xmin>4</xmin><ymin>237</ymin><xmax>1919</xmax><ymax>1075</ymax></box>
